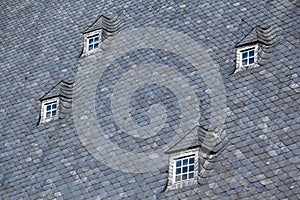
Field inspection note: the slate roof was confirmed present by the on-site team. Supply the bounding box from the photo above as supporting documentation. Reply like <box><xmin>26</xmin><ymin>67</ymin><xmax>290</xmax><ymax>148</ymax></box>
<box><xmin>235</xmin><ymin>26</ymin><xmax>279</xmax><ymax>47</ymax></box>
<box><xmin>83</xmin><ymin>15</ymin><xmax>123</xmax><ymax>35</ymax></box>
<box><xmin>165</xmin><ymin>126</ymin><xmax>226</xmax><ymax>155</ymax></box>
<box><xmin>165</xmin><ymin>126</ymin><xmax>203</xmax><ymax>154</ymax></box>
<box><xmin>40</xmin><ymin>81</ymin><xmax>73</xmax><ymax>101</ymax></box>
<box><xmin>1</xmin><ymin>0</ymin><xmax>299</xmax><ymax>200</ymax></box>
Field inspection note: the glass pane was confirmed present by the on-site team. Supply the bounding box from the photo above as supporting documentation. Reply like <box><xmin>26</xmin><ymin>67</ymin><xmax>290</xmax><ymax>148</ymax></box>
<box><xmin>183</xmin><ymin>166</ymin><xmax>188</xmax><ymax>173</ymax></box>
<box><xmin>52</xmin><ymin>110</ymin><xmax>57</xmax><ymax>116</ymax></box>
<box><xmin>249</xmin><ymin>57</ymin><xmax>254</xmax><ymax>64</ymax></box>
<box><xmin>249</xmin><ymin>50</ymin><xmax>254</xmax><ymax>57</ymax></box>
<box><xmin>189</xmin><ymin>173</ymin><xmax>194</xmax><ymax>179</ymax></box>
<box><xmin>89</xmin><ymin>38</ymin><xmax>93</xmax><ymax>44</ymax></box>
<box><xmin>242</xmin><ymin>59</ymin><xmax>247</xmax><ymax>66</ymax></box>
<box><xmin>176</xmin><ymin>168</ymin><xmax>181</xmax><ymax>174</ymax></box>
<box><xmin>176</xmin><ymin>160</ymin><xmax>181</xmax><ymax>167</ymax></box>
<box><xmin>182</xmin><ymin>174</ymin><xmax>187</xmax><ymax>180</ymax></box>
<box><xmin>175</xmin><ymin>175</ymin><xmax>181</xmax><ymax>182</ymax></box>
<box><xmin>183</xmin><ymin>159</ymin><xmax>188</xmax><ymax>165</ymax></box>
<box><xmin>52</xmin><ymin>103</ymin><xmax>57</xmax><ymax>109</ymax></box>
<box><xmin>242</xmin><ymin>52</ymin><xmax>248</xmax><ymax>59</ymax></box>
<box><xmin>94</xmin><ymin>37</ymin><xmax>99</xmax><ymax>42</ymax></box>
<box><xmin>94</xmin><ymin>43</ymin><xmax>99</xmax><ymax>49</ymax></box>
<box><xmin>189</xmin><ymin>157</ymin><xmax>194</xmax><ymax>164</ymax></box>
<box><xmin>46</xmin><ymin>105</ymin><xmax>51</xmax><ymax>111</ymax></box>
<box><xmin>189</xmin><ymin>165</ymin><xmax>194</xmax><ymax>172</ymax></box>
<box><xmin>46</xmin><ymin>112</ymin><xmax>51</xmax><ymax>118</ymax></box>
<box><xmin>89</xmin><ymin>45</ymin><xmax>93</xmax><ymax>50</ymax></box>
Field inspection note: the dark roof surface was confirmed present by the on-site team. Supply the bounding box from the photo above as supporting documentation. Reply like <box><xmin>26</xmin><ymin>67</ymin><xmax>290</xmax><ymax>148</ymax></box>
<box><xmin>1</xmin><ymin>0</ymin><xmax>299</xmax><ymax>199</ymax></box>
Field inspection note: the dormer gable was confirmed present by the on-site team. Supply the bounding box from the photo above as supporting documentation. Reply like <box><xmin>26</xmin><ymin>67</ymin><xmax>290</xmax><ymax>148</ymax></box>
<box><xmin>39</xmin><ymin>81</ymin><xmax>73</xmax><ymax>124</ymax></box>
<box><xmin>234</xmin><ymin>26</ymin><xmax>279</xmax><ymax>73</ymax></box>
<box><xmin>81</xmin><ymin>14</ymin><xmax>123</xmax><ymax>56</ymax></box>
<box><xmin>165</xmin><ymin>126</ymin><xmax>227</xmax><ymax>190</ymax></box>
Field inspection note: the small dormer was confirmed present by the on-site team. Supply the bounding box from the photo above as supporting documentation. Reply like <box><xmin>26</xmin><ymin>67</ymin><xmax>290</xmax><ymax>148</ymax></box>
<box><xmin>39</xmin><ymin>81</ymin><xmax>73</xmax><ymax>124</ymax></box>
<box><xmin>40</xmin><ymin>85</ymin><xmax>60</xmax><ymax>123</ymax></box>
<box><xmin>165</xmin><ymin>126</ymin><xmax>200</xmax><ymax>190</ymax></box>
<box><xmin>81</xmin><ymin>15</ymin><xmax>123</xmax><ymax>56</ymax></box>
<box><xmin>235</xmin><ymin>28</ymin><xmax>261</xmax><ymax>72</ymax></box>
<box><xmin>165</xmin><ymin>126</ymin><xmax>227</xmax><ymax>190</ymax></box>
<box><xmin>234</xmin><ymin>26</ymin><xmax>279</xmax><ymax>73</ymax></box>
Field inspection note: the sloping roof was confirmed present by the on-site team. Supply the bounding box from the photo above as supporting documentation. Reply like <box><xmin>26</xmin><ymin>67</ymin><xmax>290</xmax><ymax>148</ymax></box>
<box><xmin>165</xmin><ymin>126</ymin><xmax>201</xmax><ymax>154</ymax></box>
<box><xmin>1</xmin><ymin>0</ymin><xmax>299</xmax><ymax>199</ymax></box>
<box><xmin>236</xmin><ymin>28</ymin><xmax>259</xmax><ymax>47</ymax></box>
<box><xmin>236</xmin><ymin>26</ymin><xmax>280</xmax><ymax>47</ymax></box>
<box><xmin>83</xmin><ymin>14</ymin><xmax>122</xmax><ymax>34</ymax></box>
<box><xmin>165</xmin><ymin>126</ymin><xmax>226</xmax><ymax>155</ymax></box>
<box><xmin>40</xmin><ymin>81</ymin><xmax>72</xmax><ymax>100</ymax></box>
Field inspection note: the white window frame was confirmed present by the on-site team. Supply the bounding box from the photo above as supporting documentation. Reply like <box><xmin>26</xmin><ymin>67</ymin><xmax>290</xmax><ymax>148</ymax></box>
<box><xmin>167</xmin><ymin>148</ymin><xmax>199</xmax><ymax>190</ymax></box>
<box><xmin>41</xmin><ymin>97</ymin><xmax>59</xmax><ymax>123</ymax></box>
<box><xmin>235</xmin><ymin>44</ymin><xmax>259</xmax><ymax>72</ymax></box>
<box><xmin>87</xmin><ymin>35</ymin><xmax>100</xmax><ymax>51</ymax></box>
<box><xmin>241</xmin><ymin>48</ymin><xmax>255</xmax><ymax>67</ymax></box>
<box><xmin>82</xmin><ymin>30</ymin><xmax>102</xmax><ymax>56</ymax></box>
<box><xmin>173</xmin><ymin>154</ymin><xmax>196</xmax><ymax>184</ymax></box>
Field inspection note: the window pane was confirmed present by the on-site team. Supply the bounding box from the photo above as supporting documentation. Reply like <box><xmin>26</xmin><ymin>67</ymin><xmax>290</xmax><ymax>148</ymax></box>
<box><xmin>46</xmin><ymin>112</ymin><xmax>51</xmax><ymax>118</ymax></box>
<box><xmin>189</xmin><ymin>157</ymin><xmax>194</xmax><ymax>164</ymax></box>
<box><xmin>175</xmin><ymin>175</ymin><xmax>181</xmax><ymax>182</ymax></box>
<box><xmin>46</xmin><ymin>105</ymin><xmax>51</xmax><ymax>111</ymax></box>
<box><xmin>182</xmin><ymin>174</ymin><xmax>187</xmax><ymax>180</ymax></box>
<box><xmin>249</xmin><ymin>57</ymin><xmax>254</xmax><ymax>64</ymax></box>
<box><xmin>52</xmin><ymin>110</ymin><xmax>57</xmax><ymax>116</ymax></box>
<box><xmin>89</xmin><ymin>38</ymin><xmax>93</xmax><ymax>44</ymax></box>
<box><xmin>52</xmin><ymin>103</ymin><xmax>57</xmax><ymax>109</ymax></box>
<box><xmin>183</xmin><ymin>159</ymin><xmax>188</xmax><ymax>165</ymax></box>
<box><xmin>94</xmin><ymin>43</ymin><xmax>99</xmax><ymax>49</ymax></box>
<box><xmin>94</xmin><ymin>37</ymin><xmax>99</xmax><ymax>42</ymax></box>
<box><xmin>176</xmin><ymin>168</ymin><xmax>181</xmax><ymax>174</ymax></box>
<box><xmin>176</xmin><ymin>160</ymin><xmax>181</xmax><ymax>167</ymax></box>
<box><xmin>249</xmin><ymin>50</ymin><xmax>254</xmax><ymax>57</ymax></box>
<box><xmin>89</xmin><ymin>45</ymin><xmax>93</xmax><ymax>50</ymax></box>
<box><xmin>242</xmin><ymin>59</ymin><xmax>247</xmax><ymax>66</ymax></box>
<box><xmin>189</xmin><ymin>173</ymin><xmax>194</xmax><ymax>179</ymax></box>
<box><xmin>189</xmin><ymin>165</ymin><xmax>194</xmax><ymax>172</ymax></box>
<box><xmin>182</xmin><ymin>166</ymin><xmax>188</xmax><ymax>173</ymax></box>
<box><xmin>242</xmin><ymin>52</ymin><xmax>248</xmax><ymax>59</ymax></box>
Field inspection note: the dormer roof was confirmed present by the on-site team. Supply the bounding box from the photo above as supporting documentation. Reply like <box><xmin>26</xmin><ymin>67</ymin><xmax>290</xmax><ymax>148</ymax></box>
<box><xmin>165</xmin><ymin>126</ymin><xmax>221</xmax><ymax>154</ymax></box>
<box><xmin>236</xmin><ymin>26</ymin><xmax>278</xmax><ymax>47</ymax></box>
<box><xmin>83</xmin><ymin>14</ymin><xmax>122</xmax><ymax>36</ymax></box>
<box><xmin>236</xmin><ymin>28</ymin><xmax>260</xmax><ymax>47</ymax></box>
<box><xmin>165</xmin><ymin>126</ymin><xmax>200</xmax><ymax>154</ymax></box>
<box><xmin>40</xmin><ymin>80</ymin><xmax>73</xmax><ymax>101</ymax></box>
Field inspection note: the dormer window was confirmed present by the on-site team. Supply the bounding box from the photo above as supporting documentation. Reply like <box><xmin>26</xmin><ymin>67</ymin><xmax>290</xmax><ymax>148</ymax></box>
<box><xmin>235</xmin><ymin>44</ymin><xmax>259</xmax><ymax>72</ymax></box>
<box><xmin>81</xmin><ymin>15</ymin><xmax>123</xmax><ymax>57</ymax></box>
<box><xmin>241</xmin><ymin>48</ymin><xmax>255</xmax><ymax>67</ymax></box>
<box><xmin>40</xmin><ymin>97</ymin><xmax>59</xmax><ymax>123</ymax></box>
<box><xmin>234</xmin><ymin>26</ymin><xmax>278</xmax><ymax>73</ymax></box>
<box><xmin>38</xmin><ymin>81</ymin><xmax>73</xmax><ymax>125</ymax></box>
<box><xmin>173</xmin><ymin>154</ymin><xmax>196</xmax><ymax>183</ymax></box>
<box><xmin>82</xmin><ymin>30</ymin><xmax>102</xmax><ymax>55</ymax></box>
<box><xmin>45</xmin><ymin>101</ymin><xmax>58</xmax><ymax>119</ymax></box>
<box><xmin>166</xmin><ymin>148</ymin><xmax>199</xmax><ymax>190</ymax></box>
<box><xmin>165</xmin><ymin>126</ymin><xmax>202</xmax><ymax>190</ymax></box>
<box><xmin>88</xmin><ymin>35</ymin><xmax>100</xmax><ymax>51</ymax></box>
<box><xmin>165</xmin><ymin>126</ymin><xmax>227</xmax><ymax>191</ymax></box>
